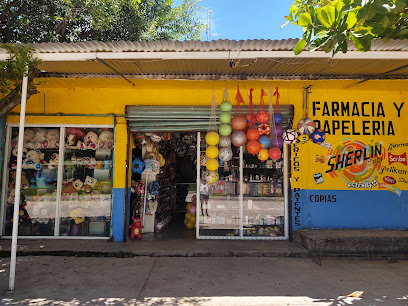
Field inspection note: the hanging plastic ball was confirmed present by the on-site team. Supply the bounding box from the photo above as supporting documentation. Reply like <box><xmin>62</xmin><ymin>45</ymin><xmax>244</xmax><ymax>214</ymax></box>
<box><xmin>275</xmin><ymin>125</ymin><xmax>284</xmax><ymax>137</ymax></box>
<box><xmin>219</xmin><ymin>147</ymin><xmax>233</xmax><ymax>162</ymax></box>
<box><xmin>247</xmin><ymin>140</ymin><xmax>261</xmax><ymax>155</ymax></box>
<box><xmin>219</xmin><ymin>136</ymin><xmax>231</xmax><ymax>148</ymax></box>
<box><xmin>245</xmin><ymin>113</ymin><xmax>256</xmax><ymax>126</ymax></box>
<box><xmin>274</xmin><ymin>113</ymin><xmax>283</xmax><ymax>125</ymax></box>
<box><xmin>205</xmin><ymin>131</ymin><xmax>220</xmax><ymax>146</ymax></box>
<box><xmin>258</xmin><ymin>124</ymin><xmax>270</xmax><ymax>136</ymax></box>
<box><xmin>297</xmin><ymin>118</ymin><xmax>316</xmax><ymax>135</ymax></box>
<box><xmin>219</xmin><ymin>124</ymin><xmax>232</xmax><ymax>136</ymax></box>
<box><xmin>206</xmin><ymin>146</ymin><xmax>219</xmax><ymax>159</ymax></box>
<box><xmin>256</xmin><ymin>110</ymin><xmax>269</xmax><ymax>124</ymax></box>
<box><xmin>247</xmin><ymin>128</ymin><xmax>260</xmax><ymax>141</ymax></box>
<box><xmin>269</xmin><ymin>148</ymin><xmax>281</xmax><ymax>160</ymax></box>
<box><xmin>231</xmin><ymin>115</ymin><xmax>247</xmax><ymax>131</ymax></box>
<box><xmin>231</xmin><ymin>131</ymin><xmax>247</xmax><ymax>147</ymax></box>
<box><xmin>206</xmin><ymin>158</ymin><xmax>219</xmax><ymax>171</ymax></box>
<box><xmin>220</xmin><ymin>101</ymin><xmax>233</xmax><ymax>112</ymax></box>
<box><xmin>310</xmin><ymin>129</ymin><xmax>326</xmax><ymax>144</ymax></box>
<box><xmin>271</xmin><ymin>137</ymin><xmax>284</xmax><ymax>148</ymax></box>
<box><xmin>258</xmin><ymin>148</ymin><xmax>269</xmax><ymax>162</ymax></box>
<box><xmin>220</xmin><ymin>112</ymin><xmax>232</xmax><ymax>124</ymax></box>
<box><xmin>259</xmin><ymin>136</ymin><xmax>270</xmax><ymax>148</ymax></box>
<box><xmin>282</xmin><ymin>129</ymin><xmax>298</xmax><ymax>145</ymax></box>
<box><xmin>206</xmin><ymin>171</ymin><xmax>219</xmax><ymax>184</ymax></box>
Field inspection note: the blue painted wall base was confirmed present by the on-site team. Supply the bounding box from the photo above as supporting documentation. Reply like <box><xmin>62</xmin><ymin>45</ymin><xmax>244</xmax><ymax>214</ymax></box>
<box><xmin>292</xmin><ymin>189</ymin><xmax>408</xmax><ymax>231</ymax></box>
<box><xmin>111</xmin><ymin>188</ymin><xmax>125</xmax><ymax>241</ymax></box>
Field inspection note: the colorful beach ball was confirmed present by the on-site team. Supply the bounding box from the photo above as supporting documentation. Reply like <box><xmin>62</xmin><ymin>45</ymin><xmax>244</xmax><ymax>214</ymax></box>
<box><xmin>297</xmin><ymin>118</ymin><xmax>316</xmax><ymax>135</ymax></box>
<box><xmin>259</xmin><ymin>136</ymin><xmax>270</xmax><ymax>148</ymax></box>
<box><xmin>310</xmin><ymin>129</ymin><xmax>326</xmax><ymax>144</ymax></box>
<box><xmin>219</xmin><ymin>147</ymin><xmax>233</xmax><ymax>162</ymax></box>
<box><xmin>258</xmin><ymin>124</ymin><xmax>270</xmax><ymax>136</ymax></box>
<box><xmin>219</xmin><ymin>136</ymin><xmax>231</xmax><ymax>148</ymax></box>
<box><xmin>282</xmin><ymin>129</ymin><xmax>298</xmax><ymax>145</ymax></box>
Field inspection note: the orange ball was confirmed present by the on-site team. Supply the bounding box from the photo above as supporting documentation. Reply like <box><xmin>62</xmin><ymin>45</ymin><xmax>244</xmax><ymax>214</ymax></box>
<box><xmin>269</xmin><ymin>148</ymin><xmax>281</xmax><ymax>160</ymax></box>
<box><xmin>247</xmin><ymin>128</ymin><xmax>260</xmax><ymax>141</ymax></box>
<box><xmin>231</xmin><ymin>115</ymin><xmax>247</xmax><ymax>131</ymax></box>
<box><xmin>247</xmin><ymin>140</ymin><xmax>261</xmax><ymax>155</ymax></box>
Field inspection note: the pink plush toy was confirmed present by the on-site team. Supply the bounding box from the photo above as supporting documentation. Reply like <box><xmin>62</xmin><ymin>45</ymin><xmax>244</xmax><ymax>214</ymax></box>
<box><xmin>129</xmin><ymin>216</ymin><xmax>144</xmax><ymax>239</ymax></box>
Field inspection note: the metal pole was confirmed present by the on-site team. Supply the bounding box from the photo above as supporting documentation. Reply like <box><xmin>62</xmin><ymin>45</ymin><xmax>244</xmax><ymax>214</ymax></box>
<box><xmin>9</xmin><ymin>70</ymin><xmax>29</xmax><ymax>291</ymax></box>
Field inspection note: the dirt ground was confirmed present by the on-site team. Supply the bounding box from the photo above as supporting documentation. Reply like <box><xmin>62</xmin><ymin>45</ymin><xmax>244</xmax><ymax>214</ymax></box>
<box><xmin>0</xmin><ymin>256</ymin><xmax>407</xmax><ymax>305</ymax></box>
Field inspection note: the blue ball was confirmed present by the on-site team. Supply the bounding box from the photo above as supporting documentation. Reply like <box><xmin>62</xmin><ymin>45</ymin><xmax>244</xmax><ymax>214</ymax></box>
<box><xmin>274</xmin><ymin>113</ymin><xmax>283</xmax><ymax>125</ymax></box>
<box><xmin>132</xmin><ymin>157</ymin><xmax>144</xmax><ymax>174</ymax></box>
<box><xmin>310</xmin><ymin>129</ymin><xmax>326</xmax><ymax>144</ymax></box>
<box><xmin>259</xmin><ymin>136</ymin><xmax>270</xmax><ymax>149</ymax></box>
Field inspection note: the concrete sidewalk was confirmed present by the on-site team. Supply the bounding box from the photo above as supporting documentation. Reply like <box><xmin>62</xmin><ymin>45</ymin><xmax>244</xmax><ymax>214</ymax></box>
<box><xmin>0</xmin><ymin>238</ymin><xmax>309</xmax><ymax>258</ymax></box>
<box><xmin>1</xmin><ymin>256</ymin><xmax>407</xmax><ymax>305</ymax></box>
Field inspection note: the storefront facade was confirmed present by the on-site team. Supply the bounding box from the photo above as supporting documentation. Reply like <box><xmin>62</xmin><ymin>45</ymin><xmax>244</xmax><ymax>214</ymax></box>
<box><xmin>1</xmin><ymin>40</ymin><xmax>407</xmax><ymax>241</ymax></box>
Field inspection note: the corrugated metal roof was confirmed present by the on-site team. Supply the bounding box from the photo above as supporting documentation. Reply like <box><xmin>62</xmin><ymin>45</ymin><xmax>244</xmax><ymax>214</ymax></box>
<box><xmin>1</xmin><ymin>38</ymin><xmax>407</xmax><ymax>54</ymax></box>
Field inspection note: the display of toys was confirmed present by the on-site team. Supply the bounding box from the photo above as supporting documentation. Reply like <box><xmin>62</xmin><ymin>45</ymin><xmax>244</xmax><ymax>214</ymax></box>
<box><xmin>200</xmin><ymin>155</ymin><xmax>208</xmax><ymax>166</ymax></box>
<box><xmin>247</xmin><ymin>140</ymin><xmax>261</xmax><ymax>155</ymax></box>
<box><xmin>269</xmin><ymin>147</ymin><xmax>281</xmax><ymax>160</ymax></box>
<box><xmin>247</xmin><ymin>128</ymin><xmax>260</xmax><ymax>141</ymax></box>
<box><xmin>205</xmin><ymin>132</ymin><xmax>220</xmax><ymax>146</ymax></box>
<box><xmin>310</xmin><ymin>129</ymin><xmax>326</xmax><ymax>144</ymax></box>
<box><xmin>258</xmin><ymin>124</ymin><xmax>270</xmax><ymax>136</ymax></box>
<box><xmin>259</xmin><ymin>136</ymin><xmax>270</xmax><ymax>149</ymax></box>
<box><xmin>219</xmin><ymin>147</ymin><xmax>233</xmax><ymax>162</ymax></box>
<box><xmin>132</xmin><ymin>157</ymin><xmax>144</xmax><ymax>174</ymax></box>
<box><xmin>219</xmin><ymin>112</ymin><xmax>231</xmax><ymax>124</ymax></box>
<box><xmin>258</xmin><ymin>148</ymin><xmax>269</xmax><ymax>162</ymax></box>
<box><xmin>231</xmin><ymin>131</ymin><xmax>247</xmax><ymax>147</ymax></box>
<box><xmin>219</xmin><ymin>124</ymin><xmax>232</xmax><ymax>136</ymax></box>
<box><xmin>206</xmin><ymin>158</ymin><xmax>219</xmax><ymax>171</ymax></box>
<box><xmin>219</xmin><ymin>136</ymin><xmax>231</xmax><ymax>148</ymax></box>
<box><xmin>129</xmin><ymin>216</ymin><xmax>144</xmax><ymax>239</ymax></box>
<box><xmin>297</xmin><ymin>118</ymin><xmax>316</xmax><ymax>135</ymax></box>
<box><xmin>205</xmin><ymin>146</ymin><xmax>219</xmax><ymax>159</ymax></box>
<box><xmin>282</xmin><ymin>129</ymin><xmax>298</xmax><ymax>145</ymax></box>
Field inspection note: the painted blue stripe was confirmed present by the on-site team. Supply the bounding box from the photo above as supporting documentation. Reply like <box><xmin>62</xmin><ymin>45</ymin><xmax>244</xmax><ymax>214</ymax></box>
<box><xmin>112</xmin><ymin>187</ymin><xmax>125</xmax><ymax>241</ymax></box>
<box><xmin>292</xmin><ymin>189</ymin><xmax>408</xmax><ymax>230</ymax></box>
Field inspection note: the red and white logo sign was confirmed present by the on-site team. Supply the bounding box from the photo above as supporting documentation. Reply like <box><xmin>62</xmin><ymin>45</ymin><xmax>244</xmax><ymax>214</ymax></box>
<box><xmin>383</xmin><ymin>176</ymin><xmax>396</xmax><ymax>185</ymax></box>
<box><xmin>388</xmin><ymin>152</ymin><xmax>407</xmax><ymax>166</ymax></box>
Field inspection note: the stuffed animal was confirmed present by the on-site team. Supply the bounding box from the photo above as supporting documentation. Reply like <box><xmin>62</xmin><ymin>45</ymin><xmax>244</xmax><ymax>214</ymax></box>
<box><xmin>66</xmin><ymin>127</ymin><xmax>85</xmax><ymax>139</ymax></box>
<box><xmin>9</xmin><ymin>171</ymin><xmax>29</xmax><ymax>189</ymax></box>
<box><xmin>23</xmin><ymin>129</ymin><xmax>35</xmax><ymax>149</ymax></box>
<box><xmin>7</xmin><ymin>189</ymin><xmax>16</xmax><ymax>205</ymax></box>
<box><xmin>83</xmin><ymin>176</ymin><xmax>97</xmax><ymax>193</ymax></box>
<box><xmin>48</xmin><ymin>153</ymin><xmax>58</xmax><ymax>169</ymax></box>
<box><xmin>65</xmin><ymin>134</ymin><xmax>79</xmax><ymax>149</ymax></box>
<box><xmin>98</xmin><ymin>180</ymin><xmax>111</xmax><ymax>193</ymax></box>
<box><xmin>22</xmin><ymin>150</ymin><xmax>45</xmax><ymax>170</ymax></box>
<box><xmin>82</xmin><ymin>157</ymin><xmax>91</xmax><ymax>168</ymax></box>
<box><xmin>32</xmin><ymin>169</ymin><xmax>52</xmax><ymax>188</ymax></box>
<box><xmin>129</xmin><ymin>216</ymin><xmax>144</xmax><ymax>239</ymax></box>
<box><xmin>10</xmin><ymin>147</ymin><xmax>27</xmax><ymax>169</ymax></box>
<box><xmin>43</xmin><ymin>129</ymin><xmax>60</xmax><ymax>149</ymax></box>
<box><xmin>62</xmin><ymin>180</ymin><xmax>76</xmax><ymax>194</ymax></box>
<box><xmin>89</xmin><ymin>157</ymin><xmax>97</xmax><ymax>169</ymax></box>
<box><xmin>32</xmin><ymin>128</ymin><xmax>47</xmax><ymax>149</ymax></box>
<box><xmin>73</xmin><ymin>179</ymin><xmax>83</xmax><ymax>191</ymax></box>
<box><xmin>78</xmin><ymin>131</ymin><xmax>98</xmax><ymax>150</ymax></box>
<box><xmin>97</xmin><ymin>130</ymin><xmax>114</xmax><ymax>149</ymax></box>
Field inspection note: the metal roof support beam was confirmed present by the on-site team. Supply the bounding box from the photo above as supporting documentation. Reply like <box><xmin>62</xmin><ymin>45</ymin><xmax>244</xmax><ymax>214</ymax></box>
<box><xmin>1</xmin><ymin>50</ymin><xmax>408</xmax><ymax>61</ymax></box>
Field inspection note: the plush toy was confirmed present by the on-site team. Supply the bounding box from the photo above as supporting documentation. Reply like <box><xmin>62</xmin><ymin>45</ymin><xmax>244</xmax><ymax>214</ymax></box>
<box><xmin>83</xmin><ymin>176</ymin><xmax>97</xmax><ymax>193</ymax></box>
<box><xmin>82</xmin><ymin>157</ymin><xmax>91</xmax><ymax>168</ymax></box>
<box><xmin>66</xmin><ymin>127</ymin><xmax>86</xmax><ymax>139</ymax></box>
<box><xmin>70</xmin><ymin>207</ymin><xmax>85</xmax><ymax>224</ymax></box>
<box><xmin>73</xmin><ymin>179</ymin><xmax>83</xmax><ymax>191</ymax></box>
<box><xmin>95</xmin><ymin>160</ymin><xmax>103</xmax><ymax>169</ymax></box>
<box><xmin>43</xmin><ymin>129</ymin><xmax>60</xmax><ymax>149</ymax></box>
<box><xmin>32</xmin><ymin>169</ymin><xmax>52</xmax><ymax>188</ymax></box>
<box><xmin>7</xmin><ymin>189</ymin><xmax>16</xmax><ymax>205</ymax></box>
<box><xmin>101</xmin><ymin>156</ymin><xmax>111</xmax><ymax>170</ymax></box>
<box><xmin>22</xmin><ymin>150</ymin><xmax>45</xmax><ymax>170</ymax></box>
<box><xmin>89</xmin><ymin>157</ymin><xmax>97</xmax><ymax>169</ymax></box>
<box><xmin>129</xmin><ymin>215</ymin><xmax>144</xmax><ymax>239</ymax></box>
<box><xmin>32</xmin><ymin>128</ymin><xmax>47</xmax><ymax>149</ymax></box>
<box><xmin>65</xmin><ymin>134</ymin><xmax>79</xmax><ymax>149</ymax></box>
<box><xmin>98</xmin><ymin>130</ymin><xmax>114</xmax><ymax>149</ymax></box>
<box><xmin>23</xmin><ymin>129</ymin><xmax>36</xmax><ymax>149</ymax></box>
<box><xmin>62</xmin><ymin>180</ymin><xmax>76</xmax><ymax>194</ymax></box>
<box><xmin>9</xmin><ymin>171</ymin><xmax>29</xmax><ymax>189</ymax></box>
<box><xmin>48</xmin><ymin>153</ymin><xmax>58</xmax><ymax>169</ymax></box>
<box><xmin>78</xmin><ymin>131</ymin><xmax>98</xmax><ymax>150</ymax></box>
<box><xmin>10</xmin><ymin>147</ymin><xmax>27</xmax><ymax>169</ymax></box>
<box><xmin>98</xmin><ymin>180</ymin><xmax>111</xmax><ymax>193</ymax></box>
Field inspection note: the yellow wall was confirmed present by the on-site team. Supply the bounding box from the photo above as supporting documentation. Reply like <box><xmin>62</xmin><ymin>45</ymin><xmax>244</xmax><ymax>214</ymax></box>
<box><xmin>7</xmin><ymin>78</ymin><xmax>408</xmax><ymax>192</ymax></box>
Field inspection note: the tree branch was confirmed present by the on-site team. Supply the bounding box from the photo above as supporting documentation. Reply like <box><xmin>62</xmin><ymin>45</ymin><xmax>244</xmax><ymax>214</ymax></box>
<box><xmin>0</xmin><ymin>73</ymin><xmax>39</xmax><ymax>118</ymax></box>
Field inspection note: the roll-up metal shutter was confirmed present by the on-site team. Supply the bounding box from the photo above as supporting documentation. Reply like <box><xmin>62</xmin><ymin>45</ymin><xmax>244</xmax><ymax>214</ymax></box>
<box><xmin>126</xmin><ymin>105</ymin><xmax>295</xmax><ymax>133</ymax></box>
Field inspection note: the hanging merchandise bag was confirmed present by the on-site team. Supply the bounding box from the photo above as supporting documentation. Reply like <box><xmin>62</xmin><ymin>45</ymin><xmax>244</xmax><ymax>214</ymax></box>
<box><xmin>256</xmin><ymin>89</ymin><xmax>269</xmax><ymax>124</ymax></box>
<box><xmin>245</xmin><ymin>88</ymin><xmax>256</xmax><ymax>128</ymax></box>
<box><xmin>268</xmin><ymin>86</ymin><xmax>282</xmax><ymax>160</ymax></box>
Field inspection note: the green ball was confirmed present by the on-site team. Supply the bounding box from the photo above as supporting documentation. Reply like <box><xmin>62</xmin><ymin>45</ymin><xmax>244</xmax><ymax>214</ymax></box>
<box><xmin>219</xmin><ymin>112</ymin><xmax>231</xmax><ymax>124</ymax></box>
<box><xmin>220</xmin><ymin>101</ymin><xmax>232</xmax><ymax>112</ymax></box>
<box><xmin>219</xmin><ymin>124</ymin><xmax>232</xmax><ymax>136</ymax></box>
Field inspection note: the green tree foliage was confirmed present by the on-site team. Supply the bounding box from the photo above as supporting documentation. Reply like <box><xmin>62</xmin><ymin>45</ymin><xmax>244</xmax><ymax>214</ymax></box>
<box><xmin>284</xmin><ymin>0</ymin><xmax>408</xmax><ymax>55</ymax></box>
<box><xmin>0</xmin><ymin>0</ymin><xmax>204</xmax><ymax>43</ymax></box>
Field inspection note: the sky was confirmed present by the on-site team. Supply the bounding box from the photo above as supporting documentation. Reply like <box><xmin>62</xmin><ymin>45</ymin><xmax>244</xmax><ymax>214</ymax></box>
<box><xmin>176</xmin><ymin>0</ymin><xmax>303</xmax><ymax>41</ymax></box>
